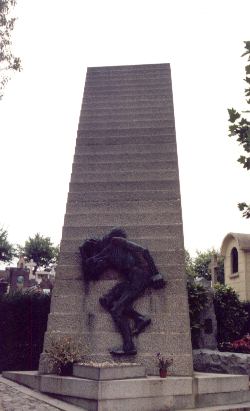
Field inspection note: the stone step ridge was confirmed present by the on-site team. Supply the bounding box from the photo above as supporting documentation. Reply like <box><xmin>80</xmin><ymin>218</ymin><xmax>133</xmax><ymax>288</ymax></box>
<box><xmin>49</xmin><ymin>295</ymin><xmax>189</xmax><ymax>317</ymax></box>
<box><xmin>83</xmin><ymin>84</ymin><xmax>171</xmax><ymax>92</ymax></box>
<box><xmin>64</xmin><ymin>203</ymin><xmax>181</xmax><ymax>214</ymax></box>
<box><xmin>80</xmin><ymin>112</ymin><xmax>174</xmax><ymax>122</ymax></box>
<box><xmin>76</xmin><ymin>136</ymin><xmax>176</xmax><ymax>146</ymax></box>
<box><xmin>51</xmin><ymin>282</ymin><xmax>186</xmax><ymax>300</ymax></box>
<box><xmin>88</xmin><ymin>62</ymin><xmax>169</xmax><ymax>69</ymax></box>
<box><xmin>80</xmin><ymin>111</ymin><xmax>174</xmax><ymax>120</ymax></box>
<box><xmin>45</xmin><ymin>315</ymin><xmax>203</xmax><ymax>335</ymax></box>
<box><xmin>79</xmin><ymin>114</ymin><xmax>175</xmax><ymax>123</ymax></box>
<box><xmin>66</xmin><ymin>204</ymin><xmax>180</xmax><ymax>214</ymax></box>
<box><xmin>81</xmin><ymin>100</ymin><xmax>174</xmax><ymax>109</ymax></box>
<box><xmin>82</xmin><ymin>94</ymin><xmax>172</xmax><ymax>102</ymax></box>
<box><xmin>84</xmin><ymin>74</ymin><xmax>171</xmax><ymax>83</ymax></box>
<box><xmin>43</xmin><ymin>331</ymin><xmax>191</xmax><ymax>360</ymax></box>
<box><xmin>87</xmin><ymin>63</ymin><xmax>170</xmax><ymax>74</ymax></box>
<box><xmin>84</xmin><ymin>81</ymin><xmax>172</xmax><ymax>90</ymax></box>
<box><xmin>77</xmin><ymin>127</ymin><xmax>175</xmax><ymax>137</ymax></box>
<box><xmin>86</xmin><ymin>71</ymin><xmax>171</xmax><ymax>80</ymax></box>
<box><xmin>69</xmin><ymin>180</ymin><xmax>179</xmax><ymax>192</ymax></box>
<box><xmin>80</xmin><ymin>106</ymin><xmax>174</xmax><ymax>115</ymax></box>
<box><xmin>73</xmin><ymin>152</ymin><xmax>178</xmax><ymax>162</ymax></box>
<box><xmin>79</xmin><ymin>114</ymin><xmax>174</xmax><ymax>123</ymax></box>
<box><xmin>85</xmin><ymin>71</ymin><xmax>171</xmax><ymax>80</ymax></box>
<box><xmin>78</xmin><ymin>121</ymin><xmax>175</xmax><ymax>131</ymax></box>
<box><xmin>62</xmin><ymin>225</ymin><xmax>182</xmax><ymax>238</ymax></box>
<box><xmin>72</xmin><ymin>160</ymin><xmax>176</xmax><ymax>172</ymax></box>
<box><xmin>63</xmin><ymin>213</ymin><xmax>182</xmax><ymax>226</ymax></box>
<box><xmin>61</xmin><ymin>224</ymin><xmax>183</xmax><ymax>238</ymax></box>
<box><xmin>67</xmin><ymin>190</ymin><xmax>180</xmax><ymax>202</ymax></box>
<box><xmin>66</xmin><ymin>208</ymin><xmax>181</xmax><ymax>217</ymax></box>
<box><xmin>65</xmin><ymin>199</ymin><xmax>180</xmax><ymax>212</ymax></box>
<box><xmin>85</xmin><ymin>74</ymin><xmax>170</xmax><ymax>81</ymax></box>
<box><xmin>74</xmin><ymin>143</ymin><xmax>177</xmax><ymax>154</ymax></box>
<box><xmin>83</xmin><ymin>84</ymin><xmax>172</xmax><ymax>93</ymax></box>
<box><xmin>50</xmin><ymin>263</ymin><xmax>185</xmax><ymax>281</ymax></box>
<box><xmin>83</xmin><ymin>91</ymin><xmax>172</xmax><ymax>99</ymax></box>
<box><xmin>82</xmin><ymin>97</ymin><xmax>172</xmax><ymax>105</ymax></box>
<box><xmin>86</xmin><ymin>72</ymin><xmax>172</xmax><ymax>82</ymax></box>
<box><xmin>70</xmin><ymin>171</ymin><xmax>178</xmax><ymax>183</ymax></box>
<box><xmin>58</xmin><ymin>250</ymin><xmax>184</xmax><ymax>266</ymax></box>
<box><xmin>60</xmin><ymin>237</ymin><xmax>182</xmax><ymax>253</ymax></box>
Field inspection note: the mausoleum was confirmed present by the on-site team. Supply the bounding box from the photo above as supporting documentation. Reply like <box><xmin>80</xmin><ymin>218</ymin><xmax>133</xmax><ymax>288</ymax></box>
<box><xmin>221</xmin><ymin>232</ymin><xmax>250</xmax><ymax>301</ymax></box>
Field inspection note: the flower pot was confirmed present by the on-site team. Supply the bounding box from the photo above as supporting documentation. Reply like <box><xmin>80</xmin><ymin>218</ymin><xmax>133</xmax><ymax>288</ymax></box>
<box><xmin>159</xmin><ymin>368</ymin><xmax>167</xmax><ymax>378</ymax></box>
<box><xmin>60</xmin><ymin>362</ymin><xmax>73</xmax><ymax>376</ymax></box>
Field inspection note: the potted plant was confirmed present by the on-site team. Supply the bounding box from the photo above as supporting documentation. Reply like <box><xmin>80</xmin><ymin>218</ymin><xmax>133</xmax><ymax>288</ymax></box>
<box><xmin>156</xmin><ymin>352</ymin><xmax>173</xmax><ymax>378</ymax></box>
<box><xmin>45</xmin><ymin>336</ymin><xmax>82</xmax><ymax>376</ymax></box>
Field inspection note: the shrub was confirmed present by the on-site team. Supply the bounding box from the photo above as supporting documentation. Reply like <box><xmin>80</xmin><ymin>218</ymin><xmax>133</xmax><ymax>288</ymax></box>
<box><xmin>242</xmin><ymin>301</ymin><xmax>250</xmax><ymax>335</ymax></box>
<box><xmin>187</xmin><ymin>281</ymin><xmax>208</xmax><ymax>348</ymax></box>
<box><xmin>213</xmin><ymin>284</ymin><xmax>248</xmax><ymax>344</ymax></box>
<box><xmin>0</xmin><ymin>291</ymin><xmax>50</xmax><ymax>372</ymax></box>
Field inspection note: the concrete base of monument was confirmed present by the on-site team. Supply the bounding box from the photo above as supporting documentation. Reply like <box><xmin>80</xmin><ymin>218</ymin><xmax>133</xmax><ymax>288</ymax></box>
<box><xmin>2</xmin><ymin>365</ymin><xmax>250</xmax><ymax>411</ymax></box>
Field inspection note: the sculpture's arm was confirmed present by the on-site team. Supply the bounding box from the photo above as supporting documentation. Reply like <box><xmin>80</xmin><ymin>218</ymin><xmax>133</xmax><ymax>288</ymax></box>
<box><xmin>111</xmin><ymin>237</ymin><xmax>145</xmax><ymax>252</ymax></box>
<box><xmin>84</xmin><ymin>248</ymin><xmax>111</xmax><ymax>281</ymax></box>
<box><xmin>111</xmin><ymin>237</ymin><xmax>166</xmax><ymax>287</ymax></box>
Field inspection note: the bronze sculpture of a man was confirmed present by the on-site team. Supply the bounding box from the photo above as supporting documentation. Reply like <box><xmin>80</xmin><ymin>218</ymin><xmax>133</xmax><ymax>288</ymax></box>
<box><xmin>79</xmin><ymin>228</ymin><xmax>166</xmax><ymax>356</ymax></box>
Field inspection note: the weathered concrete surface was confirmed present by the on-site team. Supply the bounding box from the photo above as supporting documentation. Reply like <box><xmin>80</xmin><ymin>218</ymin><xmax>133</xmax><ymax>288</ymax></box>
<box><xmin>3</xmin><ymin>371</ymin><xmax>250</xmax><ymax>410</ymax></box>
<box><xmin>39</xmin><ymin>63</ymin><xmax>193</xmax><ymax>376</ymax></box>
<box><xmin>73</xmin><ymin>363</ymin><xmax>146</xmax><ymax>380</ymax></box>
<box><xmin>193</xmin><ymin>349</ymin><xmax>250</xmax><ymax>375</ymax></box>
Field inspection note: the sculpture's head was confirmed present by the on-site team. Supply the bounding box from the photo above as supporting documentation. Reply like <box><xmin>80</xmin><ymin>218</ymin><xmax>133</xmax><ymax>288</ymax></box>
<box><xmin>79</xmin><ymin>238</ymin><xmax>102</xmax><ymax>260</ymax></box>
<box><xmin>101</xmin><ymin>227</ymin><xmax>127</xmax><ymax>248</ymax></box>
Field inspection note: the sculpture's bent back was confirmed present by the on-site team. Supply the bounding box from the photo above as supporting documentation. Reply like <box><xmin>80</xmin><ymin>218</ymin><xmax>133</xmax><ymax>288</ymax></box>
<box><xmin>39</xmin><ymin>64</ymin><xmax>193</xmax><ymax>376</ymax></box>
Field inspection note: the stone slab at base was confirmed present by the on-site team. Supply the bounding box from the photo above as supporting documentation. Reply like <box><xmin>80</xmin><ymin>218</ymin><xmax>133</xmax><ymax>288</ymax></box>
<box><xmin>73</xmin><ymin>363</ymin><xmax>146</xmax><ymax>380</ymax></box>
<box><xmin>2</xmin><ymin>368</ymin><xmax>250</xmax><ymax>411</ymax></box>
<box><xmin>193</xmin><ymin>349</ymin><xmax>250</xmax><ymax>376</ymax></box>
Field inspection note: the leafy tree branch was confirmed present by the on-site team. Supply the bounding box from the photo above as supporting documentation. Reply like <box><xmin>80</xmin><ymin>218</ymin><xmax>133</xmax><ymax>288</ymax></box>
<box><xmin>0</xmin><ymin>0</ymin><xmax>21</xmax><ymax>98</ymax></box>
<box><xmin>228</xmin><ymin>41</ymin><xmax>250</xmax><ymax>218</ymax></box>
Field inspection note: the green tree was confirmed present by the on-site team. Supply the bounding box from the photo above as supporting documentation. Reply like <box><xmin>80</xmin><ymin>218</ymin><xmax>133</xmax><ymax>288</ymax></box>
<box><xmin>0</xmin><ymin>227</ymin><xmax>14</xmax><ymax>262</ymax></box>
<box><xmin>185</xmin><ymin>249</ymin><xmax>195</xmax><ymax>280</ymax></box>
<box><xmin>193</xmin><ymin>249</ymin><xmax>224</xmax><ymax>284</ymax></box>
<box><xmin>228</xmin><ymin>41</ymin><xmax>250</xmax><ymax>218</ymax></box>
<box><xmin>23</xmin><ymin>234</ymin><xmax>58</xmax><ymax>274</ymax></box>
<box><xmin>0</xmin><ymin>0</ymin><xmax>21</xmax><ymax>98</ymax></box>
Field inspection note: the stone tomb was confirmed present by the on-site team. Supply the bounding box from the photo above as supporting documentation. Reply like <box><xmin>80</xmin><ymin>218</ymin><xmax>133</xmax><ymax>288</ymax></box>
<box><xmin>5</xmin><ymin>64</ymin><xmax>250</xmax><ymax>410</ymax></box>
<box><xmin>39</xmin><ymin>63</ymin><xmax>193</xmax><ymax>376</ymax></box>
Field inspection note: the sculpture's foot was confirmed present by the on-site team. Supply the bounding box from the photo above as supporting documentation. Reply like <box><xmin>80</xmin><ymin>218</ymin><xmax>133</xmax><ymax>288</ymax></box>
<box><xmin>110</xmin><ymin>346</ymin><xmax>137</xmax><ymax>356</ymax></box>
<box><xmin>132</xmin><ymin>316</ymin><xmax>151</xmax><ymax>336</ymax></box>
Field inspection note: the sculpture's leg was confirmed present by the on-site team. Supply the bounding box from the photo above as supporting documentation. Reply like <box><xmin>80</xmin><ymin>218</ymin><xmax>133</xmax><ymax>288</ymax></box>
<box><xmin>110</xmin><ymin>307</ymin><xmax>137</xmax><ymax>356</ymax></box>
<box><xmin>99</xmin><ymin>282</ymin><xmax>126</xmax><ymax>311</ymax></box>
<box><xmin>125</xmin><ymin>307</ymin><xmax>151</xmax><ymax>336</ymax></box>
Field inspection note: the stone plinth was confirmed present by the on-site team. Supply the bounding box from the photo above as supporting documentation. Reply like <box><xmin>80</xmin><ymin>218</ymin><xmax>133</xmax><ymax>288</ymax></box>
<box><xmin>39</xmin><ymin>64</ymin><xmax>193</xmax><ymax>376</ymax></box>
<box><xmin>3</xmin><ymin>370</ymin><xmax>250</xmax><ymax>411</ymax></box>
<box><xmin>73</xmin><ymin>363</ymin><xmax>146</xmax><ymax>380</ymax></box>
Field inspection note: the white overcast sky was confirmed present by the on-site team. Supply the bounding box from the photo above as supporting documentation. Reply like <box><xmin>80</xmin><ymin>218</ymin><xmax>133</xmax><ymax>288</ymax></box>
<box><xmin>0</xmin><ymin>0</ymin><xmax>250</xmax><ymax>257</ymax></box>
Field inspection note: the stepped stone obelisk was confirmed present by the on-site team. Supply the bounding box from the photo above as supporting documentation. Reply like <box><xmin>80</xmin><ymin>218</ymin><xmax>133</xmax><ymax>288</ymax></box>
<box><xmin>39</xmin><ymin>63</ymin><xmax>193</xmax><ymax>376</ymax></box>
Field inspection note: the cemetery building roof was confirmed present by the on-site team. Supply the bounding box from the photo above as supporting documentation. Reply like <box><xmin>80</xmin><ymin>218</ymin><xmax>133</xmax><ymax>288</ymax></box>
<box><xmin>221</xmin><ymin>232</ymin><xmax>250</xmax><ymax>255</ymax></box>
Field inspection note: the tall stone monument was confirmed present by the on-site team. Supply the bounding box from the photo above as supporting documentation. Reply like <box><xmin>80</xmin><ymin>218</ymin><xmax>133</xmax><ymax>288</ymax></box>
<box><xmin>39</xmin><ymin>63</ymin><xmax>193</xmax><ymax>376</ymax></box>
